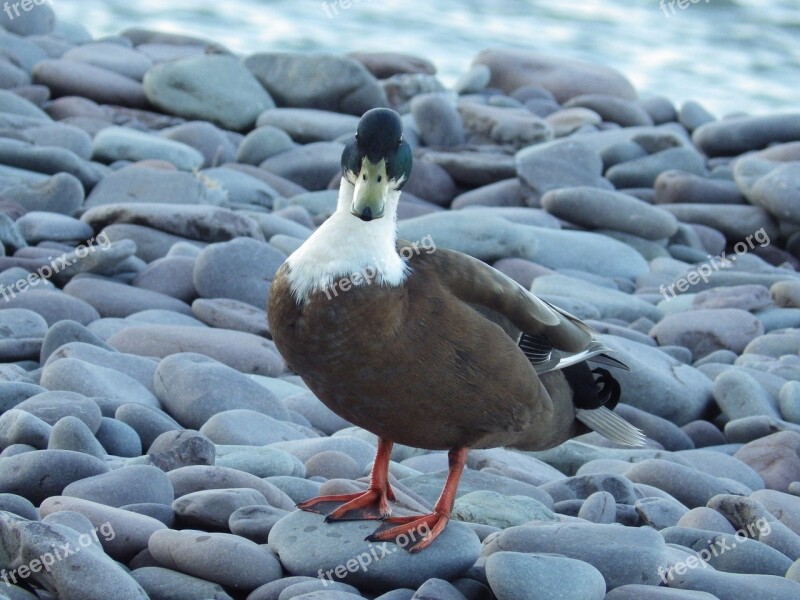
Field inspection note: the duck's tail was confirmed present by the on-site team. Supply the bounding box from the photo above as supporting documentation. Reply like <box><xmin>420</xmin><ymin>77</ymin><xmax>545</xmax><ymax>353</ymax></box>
<box><xmin>562</xmin><ymin>363</ymin><xmax>647</xmax><ymax>447</ymax></box>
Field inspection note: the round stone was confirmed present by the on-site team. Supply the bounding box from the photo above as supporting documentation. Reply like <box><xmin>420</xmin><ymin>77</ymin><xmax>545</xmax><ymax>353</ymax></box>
<box><xmin>47</xmin><ymin>415</ymin><xmax>106</xmax><ymax>459</ymax></box>
<box><xmin>148</xmin><ymin>529</ymin><xmax>282</xmax><ymax>592</ymax></box>
<box><xmin>0</xmin><ymin>449</ymin><xmax>109</xmax><ymax>504</ymax></box>
<box><xmin>144</xmin><ymin>54</ymin><xmax>275</xmax><ymax>131</ymax></box>
<box><xmin>62</xmin><ymin>465</ymin><xmax>174</xmax><ymax>508</ymax></box>
<box><xmin>485</xmin><ymin>552</ymin><xmax>605</xmax><ymax>600</ymax></box>
<box><xmin>172</xmin><ymin>487</ymin><xmax>269</xmax><ymax>529</ymax></box>
<box><xmin>268</xmin><ymin>509</ymin><xmax>480</xmax><ymax>592</ymax></box>
<box><xmin>193</xmin><ymin>237</ymin><xmax>286</xmax><ymax>307</ymax></box>
<box><xmin>153</xmin><ymin>353</ymin><xmax>288</xmax><ymax>429</ymax></box>
<box><xmin>130</xmin><ymin>567</ymin><xmax>233</xmax><ymax>600</ymax></box>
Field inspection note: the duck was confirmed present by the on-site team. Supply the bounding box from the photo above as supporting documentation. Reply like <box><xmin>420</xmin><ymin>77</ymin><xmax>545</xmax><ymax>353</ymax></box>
<box><xmin>267</xmin><ymin>107</ymin><xmax>645</xmax><ymax>552</ymax></box>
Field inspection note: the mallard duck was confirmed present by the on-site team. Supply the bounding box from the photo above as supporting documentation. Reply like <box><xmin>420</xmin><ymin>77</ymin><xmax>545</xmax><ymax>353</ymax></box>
<box><xmin>268</xmin><ymin>108</ymin><xmax>644</xmax><ymax>552</ymax></box>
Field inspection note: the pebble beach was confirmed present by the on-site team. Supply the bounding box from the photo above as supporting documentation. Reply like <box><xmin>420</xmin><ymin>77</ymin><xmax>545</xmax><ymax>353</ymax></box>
<box><xmin>0</xmin><ymin>2</ymin><xmax>799</xmax><ymax>600</ymax></box>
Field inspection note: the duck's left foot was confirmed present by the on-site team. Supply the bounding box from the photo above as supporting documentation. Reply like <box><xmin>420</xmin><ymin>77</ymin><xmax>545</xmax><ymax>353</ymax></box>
<box><xmin>297</xmin><ymin>486</ymin><xmax>395</xmax><ymax>521</ymax></box>
<box><xmin>298</xmin><ymin>437</ymin><xmax>397</xmax><ymax>521</ymax></box>
<box><xmin>366</xmin><ymin>511</ymin><xmax>450</xmax><ymax>552</ymax></box>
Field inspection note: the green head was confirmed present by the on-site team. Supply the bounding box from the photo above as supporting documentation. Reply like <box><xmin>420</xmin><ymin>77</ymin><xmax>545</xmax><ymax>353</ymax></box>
<box><xmin>341</xmin><ymin>108</ymin><xmax>413</xmax><ymax>221</ymax></box>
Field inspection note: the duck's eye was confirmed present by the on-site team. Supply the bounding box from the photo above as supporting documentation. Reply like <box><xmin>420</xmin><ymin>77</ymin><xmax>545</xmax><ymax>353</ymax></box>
<box><xmin>377</xmin><ymin>175</ymin><xmax>382</xmax><ymax>182</ymax></box>
<box><xmin>397</xmin><ymin>136</ymin><xmax>403</xmax><ymax>147</ymax></box>
<box><xmin>362</xmin><ymin>173</ymin><xmax>367</xmax><ymax>181</ymax></box>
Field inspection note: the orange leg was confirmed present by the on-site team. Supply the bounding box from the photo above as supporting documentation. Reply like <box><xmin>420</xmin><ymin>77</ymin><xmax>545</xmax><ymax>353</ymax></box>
<box><xmin>297</xmin><ymin>438</ymin><xmax>396</xmax><ymax>521</ymax></box>
<box><xmin>367</xmin><ymin>446</ymin><xmax>468</xmax><ymax>552</ymax></box>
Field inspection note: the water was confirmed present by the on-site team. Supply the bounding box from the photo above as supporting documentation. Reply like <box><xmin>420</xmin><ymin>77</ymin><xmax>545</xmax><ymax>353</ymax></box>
<box><xmin>53</xmin><ymin>0</ymin><xmax>799</xmax><ymax>116</ymax></box>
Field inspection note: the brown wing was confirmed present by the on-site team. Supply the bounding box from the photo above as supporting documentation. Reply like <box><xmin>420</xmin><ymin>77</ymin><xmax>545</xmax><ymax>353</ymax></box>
<box><xmin>399</xmin><ymin>240</ymin><xmax>593</xmax><ymax>356</ymax></box>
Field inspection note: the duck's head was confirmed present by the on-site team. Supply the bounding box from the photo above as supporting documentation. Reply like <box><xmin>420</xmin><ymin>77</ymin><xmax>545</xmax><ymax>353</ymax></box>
<box><xmin>341</xmin><ymin>108</ymin><xmax>412</xmax><ymax>222</ymax></box>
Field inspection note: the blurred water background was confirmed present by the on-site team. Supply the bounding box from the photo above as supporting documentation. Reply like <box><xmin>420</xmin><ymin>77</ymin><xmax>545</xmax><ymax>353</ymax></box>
<box><xmin>53</xmin><ymin>0</ymin><xmax>799</xmax><ymax>116</ymax></box>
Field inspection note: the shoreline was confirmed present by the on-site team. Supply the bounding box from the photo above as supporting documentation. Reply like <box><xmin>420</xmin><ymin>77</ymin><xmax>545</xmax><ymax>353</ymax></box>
<box><xmin>50</xmin><ymin>0</ymin><xmax>800</xmax><ymax>116</ymax></box>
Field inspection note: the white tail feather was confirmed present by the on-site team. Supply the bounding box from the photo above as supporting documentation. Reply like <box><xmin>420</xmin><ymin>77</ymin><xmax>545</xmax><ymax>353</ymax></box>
<box><xmin>576</xmin><ymin>407</ymin><xmax>647</xmax><ymax>447</ymax></box>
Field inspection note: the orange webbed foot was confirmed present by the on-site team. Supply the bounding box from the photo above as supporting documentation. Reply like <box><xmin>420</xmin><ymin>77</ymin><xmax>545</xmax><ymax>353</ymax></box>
<box><xmin>366</xmin><ymin>511</ymin><xmax>449</xmax><ymax>552</ymax></box>
<box><xmin>297</xmin><ymin>486</ymin><xmax>396</xmax><ymax>521</ymax></box>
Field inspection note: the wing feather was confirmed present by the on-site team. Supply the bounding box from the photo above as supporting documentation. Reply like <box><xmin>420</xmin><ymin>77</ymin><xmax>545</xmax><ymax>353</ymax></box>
<box><xmin>402</xmin><ymin>243</ymin><xmax>628</xmax><ymax>374</ymax></box>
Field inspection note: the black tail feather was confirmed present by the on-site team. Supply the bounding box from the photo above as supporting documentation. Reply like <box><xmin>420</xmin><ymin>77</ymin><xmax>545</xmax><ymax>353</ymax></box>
<box><xmin>591</xmin><ymin>367</ymin><xmax>621</xmax><ymax>411</ymax></box>
<box><xmin>563</xmin><ymin>364</ymin><xmax>622</xmax><ymax>411</ymax></box>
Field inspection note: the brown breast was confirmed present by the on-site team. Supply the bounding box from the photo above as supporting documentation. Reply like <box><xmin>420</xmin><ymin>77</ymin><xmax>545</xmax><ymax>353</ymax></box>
<box><xmin>267</xmin><ymin>261</ymin><xmax>551</xmax><ymax>450</ymax></box>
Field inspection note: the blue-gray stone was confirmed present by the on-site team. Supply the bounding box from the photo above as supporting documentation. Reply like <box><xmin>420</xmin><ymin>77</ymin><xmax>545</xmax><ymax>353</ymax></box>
<box><xmin>92</xmin><ymin>126</ymin><xmax>204</xmax><ymax>170</ymax></box>
<box><xmin>144</xmin><ymin>54</ymin><xmax>275</xmax><ymax>131</ymax></box>
<box><xmin>541</xmin><ymin>186</ymin><xmax>678</xmax><ymax>240</ymax></box>
<box><xmin>115</xmin><ymin>403</ymin><xmax>181</xmax><ymax>450</ymax></box>
<box><xmin>0</xmin><ymin>409</ymin><xmax>51</xmax><ymax>449</ymax></box>
<box><xmin>256</xmin><ymin>108</ymin><xmax>359</xmax><ymax>144</ymax></box>
<box><xmin>452</xmin><ymin>490</ymin><xmax>556</xmax><ymax>528</ymax></box>
<box><xmin>662</xmin><ymin>525</ymin><xmax>793</xmax><ymax>576</ymax></box>
<box><xmin>624</xmin><ymin>460</ymin><xmax>751</xmax><ymax>508</ymax></box>
<box><xmin>94</xmin><ymin>416</ymin><xmax>142</xmax><ymax>457</ymax></box>
<box><xmin>667</xmin><ymin>566</ymin><xmax>800</xmax><ymax>599</ymax></box>
<box><xmin>62</xmin><ymin>464</ymin><xmax>173</xmax><ymax>508</ymax></box>
<box><xmin>485</xmin><ymin>551</ymin><xmax>605</xmax><ymax>600</ymax></box>
<box><xmin>193</xmin><ymin>237</ymin><xmax>286</xmax><ymax>307</ymax></box>
<box><xmin>41</xmin><ymin>357</ymin><xmax>160</xmax><ymax>409</ymax></box>
<box><xmin>607</xmin><ymin>147</ymin><xmax>706</xmax><ymax>188</ymax></box>
<box><xmin>147</xmin><ymin>428</ymin><xmax>215</xmax><ymax>471</ymax></box>
<box><xmin>130</xmin><ymin>567</ymin><xmax>233</xmax><ymax>600</ymax></box>
<box><xmin>148</xmin><ymin>528</ymin><xmax>282</xmax><ymax>592</ymax></box>
<box><xmin>269</xmin><ymin>509</ymin><xmax>480</xmax><ymax>592</ymax></box>
<box><xmin>237</xmin><ymin>125</ymin><xmax>297</xmax><ymax>166</ymax></box>
<box><xmin>201</xmin><ymin>167</ymin><xmax>280</xmax><ymax>209</ymax></box>
<box><xmin>693</xmin><ymin>114</ymin><xmax>800</xmax><ymax>157</ymax></box>
<box><xmin>245</xmin><ymin>52</ymin><xmax>387</xmax><ymax>116</ymax></box>
<box><xmin>215</xmin><ymin>445</ymin><xmax>302</xmax><ymax>478</ymax></box>
<box><xmin>0</xmin><ymin>512</ymin><xmax>148</xmax><ymax>599</ymax></box>
<box><xmin>39</xmin><ymin>495</ymin><xmax>167</xmax><ymax>562</ymax></box>
<box><xmin>606</xmin><ymin>585</ymin><xmax>718</xmax><ymax>599</ymax></box>
<box><xmin>411</xmin><ymin>93</ymin><xmax>465</xmax><ymax>147</ymax></box>
<box><xmin>0</xmin><ymin>449</ymin><xmax>109</xmax><ymax>504</ymax></box>
<box><xmin>402</xmin><ymin>469</ymin><xmax>553</xmax><ymax>508</ymax></box>
<box><xmin>84</xmin><ymin>166</ymin><xmax>227</xmax><ymax>208</ymax></box>
<box><xmin>482</xmin><ymin>522</ymin><xmax>667</xmax><ymax>590</ymax></box>
<box><xmin>47</xmin><ymin>415</ymin><xmax>106</xmax><ymax>458</ymax></box>
<box><xmin>153</xmin><ymin>353</ymin><xmax>288</xmax><ymax>428</ymax></box>
<box><xmin>515</xmin><ymin>139</ymin><xmax>612</xmax><ymax>202</ymax></box>
<box><xmin>228</xmin><ymin>504</ymin><xmax>290</xmax><ymax>543</ymax></box>
<box><xmin>167</xmin><ymin>465</ymin><xmax>294</xmax><ymax>510</ymax></box>
<box><xmin>0</xmin><ymin>172</ymin><xmax>84</xmax><ymax>214</ymax></box>
<box><xmin>172</xmin><ymin>487</ymin><xmax>269</xmax><ymax>529</ymax></box>
<box><xmin>63</xmin><ymin>42</ymin><xmax>153</xmax><ymax>81</ymax></box>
